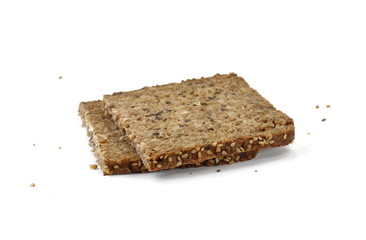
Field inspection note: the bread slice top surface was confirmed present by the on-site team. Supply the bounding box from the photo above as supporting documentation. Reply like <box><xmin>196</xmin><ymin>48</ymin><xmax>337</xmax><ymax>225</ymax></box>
<box><xmin>104</xmin><ymin>73</ymin><xmax>294</xmax><ymax>164</ymax></box>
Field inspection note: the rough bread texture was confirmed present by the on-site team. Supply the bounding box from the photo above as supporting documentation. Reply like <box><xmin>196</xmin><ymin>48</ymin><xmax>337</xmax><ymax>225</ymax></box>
<box><xmin>104</xmin><ymin>73</ymin><xmax>295</xmax><ymax>172</ymax></box>
<box><xmin>79</xmin><ymin>100</ymin><xmax>259</xmax><ymax>175</ymax></box>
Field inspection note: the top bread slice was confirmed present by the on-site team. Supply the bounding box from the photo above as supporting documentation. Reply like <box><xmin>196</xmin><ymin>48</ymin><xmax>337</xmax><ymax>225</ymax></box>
<box><xmin>104</xmin><ymin>73</ymin><xmax>294</xmax><ymax>171</ymax></box>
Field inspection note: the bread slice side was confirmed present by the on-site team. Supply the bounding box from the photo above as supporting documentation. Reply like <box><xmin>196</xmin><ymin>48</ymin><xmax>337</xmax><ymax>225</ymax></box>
<box><xmin>104</xmin><ymin>73</ymin><xmax>294</xmax><ymax>171</ymax></box>
<box><xmin>79</xmin><ymin>100</ymin><xmax>259</xmax><ymax>175</ymax></box>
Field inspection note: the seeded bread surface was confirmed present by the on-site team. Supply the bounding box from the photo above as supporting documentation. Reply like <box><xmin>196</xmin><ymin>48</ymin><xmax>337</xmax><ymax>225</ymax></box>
<box><xmin>104</xmin><ymin>73</ymin><xmax>295</xmax><ymax>171</ymax></box>
<box><xmin>79</xmin><ymin>100</ymin><xmax>259</xmax><ymax>175</ymax></box>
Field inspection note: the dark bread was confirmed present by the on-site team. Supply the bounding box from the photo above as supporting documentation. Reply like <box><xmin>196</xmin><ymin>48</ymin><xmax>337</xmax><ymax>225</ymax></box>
<box><xmin>79</xmin><ymin>100</ymin><xmax>259</xmax><ymax>175</ymax></box>
<box><xmin>104</xmin><ymin>73</ymin><xmax>294</xmax><ymax>171</ymax></box>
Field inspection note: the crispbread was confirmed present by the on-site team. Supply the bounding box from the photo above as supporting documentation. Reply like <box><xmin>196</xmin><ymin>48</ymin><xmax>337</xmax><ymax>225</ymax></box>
<box><xmin>104</xmin><ymin>73</ymin><xmax>294</xmax><ymax>171</ymax></box>
<box><xmin>79</xmin><ymin>100</ymin><xmax>259</xmax><ymax>175</ymax></box>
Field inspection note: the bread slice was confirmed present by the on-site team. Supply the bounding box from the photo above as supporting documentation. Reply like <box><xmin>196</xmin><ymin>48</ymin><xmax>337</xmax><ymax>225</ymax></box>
<box><xmin>104</xmin><ymin>73</ymin><xmax>294</xmax><ymax>172</ymax></box>
<box><xmin>79</xmin><ymin>100</ymin><xmax>259</xmax><ymax>175</ymax></box>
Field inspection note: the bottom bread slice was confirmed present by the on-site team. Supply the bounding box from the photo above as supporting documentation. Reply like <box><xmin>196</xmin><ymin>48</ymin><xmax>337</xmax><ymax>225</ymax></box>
<box><xmin>79</xmin><ymin>100</ymin><xmax>259</xmax><ymax>175</ymax></box>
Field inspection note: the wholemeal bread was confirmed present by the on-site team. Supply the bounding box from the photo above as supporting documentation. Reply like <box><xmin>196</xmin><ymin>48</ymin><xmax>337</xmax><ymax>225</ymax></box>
<box><xmin>104</xmin><ymin>73</ymin><xmax>294</xmax><ymax>172</ymax></box>
<box><xmin>79</xmin><ymin>100</ymin><xmax>259</xmax><ymax>175</ymax></box>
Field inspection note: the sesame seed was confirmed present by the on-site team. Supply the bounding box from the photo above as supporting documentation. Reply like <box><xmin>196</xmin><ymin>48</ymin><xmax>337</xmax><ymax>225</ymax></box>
<box><xmin>157</xmin><ymin>164</ymin><xmax>162</xmax><ymax>168</ymax></box>
<box><xmin>89</xmin><ymin>164</ymin><xmax>98</xmax><ymax>170</ymax></box>
<box><xmin>230</xmin><ymin>142</ymin><xmax>236</xmax><ymax>147</ymax></box>
<box><xmin>253</xmin><ymin>137</ymin><xmax>258</xmax><ymax>141</ymax></box>
<box><xmin>247</xmin><ymin>144</ymin><xmax>252</xmax><ymax>149</ymax></box>
<box><xmin>182</xmin><ymin>153</ymin><xmax>188</xmax><ymax>158</ymax></box>
<box><xmin>235</xmin><ymin>156</ymin><xmax>240</xmax><ymax>161</ymax></box>
<box><xmin>153</xmin><ymin>160</ymin><xmax>158</xmax><ymax>164</ymax></box>
<box><xmin>217</xmin><ymin>144</ymin><xmax>223</xmax><ymax>147</ymax></box>
<box><xmin>191</xmin><ymin>150</ymin><xmax>196</xmax><ymax>153</ymax></box>
<box><xmin>258</xmin><ymin>137</ymin><xmax>263</xmax><ymax>140</ymax></box>
<box><xmin>132</xmin><ymin>163</ymin><xmax>138</xmax><ymax>167</ymax></box>
<box><xmin>206</xmin><ymin>150</ymin><xmax>213</xmax><ymax>155</ymax></box>
<box><xmin>239</xmin><ymin>147</ymin><xmax>244</xmax><ymax>152</ymax></box>
<box><xmin>178</xmin><ymin>156</ymin><xmax>182</xmax><ymax>161</ymax></box>
<box><xmin>249</xmin><ymin>140</ymin><xmax>254</xmax><ymax>144</ymax></box>
<box><xmin>222</xmin><ymin>151</ymin><xmax>228</xmax><ymax>155</ymax></box>
<box><xmin>113</xmin><ymin>165</ymin><xmax>119</xmax><ymax>169</ymax></box>
<box><xmin>216</xmin><ymin>147</ymin><xmax>221</xmax><ymax>152</ymax></box>
<box><xmin>168</xmin><ymin>157</ymin><xmax>173</xmax><ymax>162</ymax></box>
<box><xmin>283</xmin><ymin>134</ymin><xmax>287</xmax><ymax>140</ymax></box>
<box><xmin>198</xmin><ymin>152</ymin><xmax>202</xmax><ymax>158</ymax></box>
<box><xmin>269</xmin><ymin>140</ymin><xmax>275</xmax><ymax>144</ymax></box>
<box><xmin>176</xmin><ymin>161</ymin><xmax>182</xmax><ymax>167</ymax></box>
<box><xmin>229</xmin><ymin>160</ymin><xmax>235</xmax><ymax>164</ymax></box>
<box><xmin>259</xmin><ymin>141</ymin><xmax>265</xmax><ymax>145</ymax></box>
<box><xmin>212</xmin><ymin>142</ymin><xmax>218</xmax><ymax>147</ymax></box>
<box><xmin>236</xmin><ymin>148</ymin><xmax>241</xmax><ymax>153</ymax></box>
<box><xmin>195</xmin><ymin>147</ymin><xmax>200</xmax><ymax>151</ymax></box>
<box><xmin>215</xmin><ymin>158</ymin><xmax>220</xmax><ymax>164</ymax></box>
<box><xmin>201</xmin><ymin>148</ymin><xmax>205</xmax><ymax>151</ymax></box>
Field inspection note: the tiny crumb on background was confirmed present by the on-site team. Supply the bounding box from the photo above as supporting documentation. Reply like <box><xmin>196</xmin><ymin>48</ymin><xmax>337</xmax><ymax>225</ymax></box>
<box><xmin>307</xmin><ymin>132</ymin><xmax>311</xmax><ymax>135</ymax></box>
<box><xmin>59</xmin><ymin>76</ymin><xmax>62</xmax><ymax>79</ymax></box>
<box><xmin>89</xmin><ymin>164</ymin><xmax>98</xmax><ymax>170</ymax></box>
<box><xmin>58</xmin><ymin>147</ymin><xmax>62</xmax><ymax>149</ymax></box>
<box><xmin>216</xmin><ymin>169</ymin><xmax>221</xmax><ymax>172</ymax></box>
<box><xmin>254</xmin><ymin>170</ymin><xmax>258</xmax><ymax>172</ymax></box>
<box><xmin>316</xmin><ymin>105</ymin><xmax>319</xmax><ymax>109</ymax></box>
<box><xmin>322</xmin><ymin>118</ymin><xmax>326</xmax><ymax>122</ymax></box>
<box><xmin>326</xmin><ymin>105</ymin><xmax>331</xmax><ymax>108</ymax></box>
<box><xmin>33</xmin><ymin>143</ymin><xmax>35</xmax><ymax>146</ymax></box>
<box><xmin>30</xmin><ymin>183</ymin><xmax>35</xmax><ymax>187</ymax></box>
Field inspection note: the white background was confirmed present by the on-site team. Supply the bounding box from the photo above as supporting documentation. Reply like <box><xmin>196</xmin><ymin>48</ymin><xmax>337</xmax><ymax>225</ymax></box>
<box><xmin>1</xmin><ymin>0</ymin><xmax>365</xmax><ymax>239</ymax></box>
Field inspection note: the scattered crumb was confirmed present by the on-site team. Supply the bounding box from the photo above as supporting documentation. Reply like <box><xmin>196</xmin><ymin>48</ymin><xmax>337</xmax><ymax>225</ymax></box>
<box><xmin>30</xmin><ymin>183</ymin><xmax>35</xmax><ymax>187</ymax></box>
<box><xmin>216</xmin><ymin>169</ymin><xmax>221</xmax><ymax>172</ymax></box>
<box><xmin>326</xmin><ymin>105</ymin><xmax>331</xmax><ymax>108</ymax></box>
<box><xmin>322</xmin><ymin>118</ymin><xmax>326</xmax><ymax>122</ymax></box>
<box><xmin>33</xmin><ymin>143</ymin><xmax>35</xmax><ymax>147</ymax></box>
<box><xmin>189</xmin><ymin>172</ymin><xmax>192</xmax><ymax>174</ymax></box>
<box><xmin>254</xmin><ymin>170</ymin><xmax>258</xmax><ymax>172</ymax></box>
<box><xmin>59</xmin><ymin>76</ymin><xmax>63</xmax><ymax>79</ymax></box>
<box><xmin>89</xmin><ymin>164</ymin><xmax>98</xmax><ymax>170</ymax></box>
<box><xmin>58</xmin><ymin>147</ymin><xmax>62</xmax><ymax>149</ymax></box>
<box><xmin>316</xmin><ymin>105</ymin><xmax>319</xmax><ymax>109</ymax></box>
<box><xmin>307</xmin><ymin>132</ymin><xmax>311</xmax><ymax>135</ymax></box>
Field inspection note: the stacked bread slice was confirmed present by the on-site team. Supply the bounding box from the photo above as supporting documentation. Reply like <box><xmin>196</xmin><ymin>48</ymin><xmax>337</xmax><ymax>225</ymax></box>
<box><xmin>79</xmin><ymin>73</ymin><xmax>294</xmax><ymax>175</ymax></box>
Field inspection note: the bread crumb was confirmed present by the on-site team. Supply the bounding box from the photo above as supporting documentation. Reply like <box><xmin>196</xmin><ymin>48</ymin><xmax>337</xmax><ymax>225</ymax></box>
<box><xmin>89</xmin><ymin>164</ymin><xmax>98</xmax><ymax>170</ymax></box>
<box><xmin>58</xmin><ymin>147</ymin><xmax>62</xmax><ymax>149</ymax></box>
<box><xmin>216</xmin><ymin>169</ymin><xmax>221</xmax><ymax>172</ymax></box>
<box><xmin>307</xmin><ymin>132</ymin><xmax>311</xmax><ymax>135</ymax></box>
<box><xmin>59</xmin><ymin>76</ymin><xmax>62</xmax><ymax>79</ymax></box>
<box><xmin>33</xmin><ymin>143</ymin><xmax>35</xmax><ymax>146</ymax></box>
<box><xmin>254</xmin><ymin>170</ymin><xmax>258</xmax><ymax>172</ymax></box>
<box><xmin>30</xmin><ymin>183</ymin><xmax>35</xmax><ymax>187</ymax></box>
<box><xmin>189</xmin><ymin>172</ymin><xmax>192</xmax><ymax>174</ymax></box>
<box><xmin>322</xmin><ymin>118</ymin><xmax>326</xmax><ymax>122</ymax></box>
<box><xmin>326</xmin><ymin>105</ymin><xmax>330</xmax><ymax>108</ymax></box>
<box><xmin>316</xmin><ymin>105</ymin><xmax>319</xmax><ymax>109</ymax></box>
